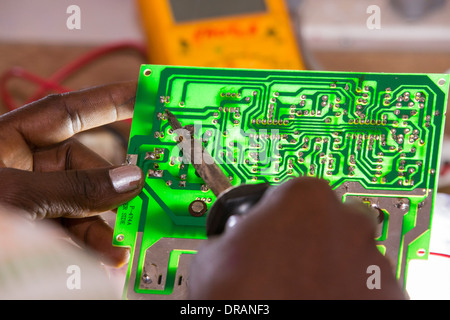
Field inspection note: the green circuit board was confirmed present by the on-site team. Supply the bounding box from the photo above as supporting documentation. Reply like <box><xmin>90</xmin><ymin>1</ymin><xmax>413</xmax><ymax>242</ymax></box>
<box><xmin>113</xmin><ymin>65</ymin><xmax>449</xmax><ymax>299</ymax></box>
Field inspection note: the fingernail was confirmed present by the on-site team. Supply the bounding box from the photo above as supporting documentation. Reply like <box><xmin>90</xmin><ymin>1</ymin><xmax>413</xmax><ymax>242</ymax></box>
<box><xmin>109</xmin><ymin>165</ymin><xmax>143</xmax><ymax>193</ymax></box>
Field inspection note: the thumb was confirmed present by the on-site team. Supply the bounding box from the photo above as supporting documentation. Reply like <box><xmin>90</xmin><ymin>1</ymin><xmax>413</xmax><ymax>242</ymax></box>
<box><xmin>0</xmin><ymin>165</ymin><xmax>145</xmax><ymax>219</ymax></box>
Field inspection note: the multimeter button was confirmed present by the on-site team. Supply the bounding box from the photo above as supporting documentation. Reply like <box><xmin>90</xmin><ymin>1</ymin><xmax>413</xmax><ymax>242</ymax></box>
<box><xmin>179</xmin><ymin>39</ymin><xmax>189</xmax><ymax>48</ymax></box>
<box><xmin>266</xmin><ymin>27</ymin><xmax>277</xmax><ymax>37</ymax></box>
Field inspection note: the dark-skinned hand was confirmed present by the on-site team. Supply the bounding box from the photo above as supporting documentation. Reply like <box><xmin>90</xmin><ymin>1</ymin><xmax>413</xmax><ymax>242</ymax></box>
<box><xmin>0</xmin><ymin>81</ymin><xmax>145</xmax><ymax>267</ymax></box>
<box><xmin>189</xmin><ymin>177</ymin><xmax>406</xmax><ymax>299</ymax></box>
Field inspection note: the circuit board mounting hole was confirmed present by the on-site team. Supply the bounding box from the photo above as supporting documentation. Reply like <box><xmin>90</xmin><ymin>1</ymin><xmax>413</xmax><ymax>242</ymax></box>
<box><xmin>144</xmin><ymin>69</ymin><xmax>152</xmax><ymax>76</ymax></box>
<box><xmin>438</xmin><ymin>78</ymin><xmax>446</xmax><ymax>86</ymax></box>
<box><xmin>417</xmin><ymin>248</ymin><xmax>426</xmax><ymax>257</ymax></box>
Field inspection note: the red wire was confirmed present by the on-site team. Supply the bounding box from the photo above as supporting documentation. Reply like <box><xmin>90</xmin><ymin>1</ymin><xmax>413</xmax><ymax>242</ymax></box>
<box><xmin>1</xmin><ymin>41</ymin><xmax>147</xmax><ymax>111</ymax></box>
<box><xmin>27</xmin><ymin>41</ymin><xmax>147</xmax><ymax>104</ymax></box>
<box><xmin>430</xmin><ymin>252</ymin><xmax>450</xmax><ymax>259</ymax></box>
<box><xmin>0</xmin><ymin>67</ymin><xmax>71</xmax><ymax>110</ymax></box>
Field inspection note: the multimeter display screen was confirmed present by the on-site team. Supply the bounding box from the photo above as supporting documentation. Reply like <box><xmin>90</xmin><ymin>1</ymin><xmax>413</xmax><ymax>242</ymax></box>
<box><xmin>169</xmin><ymin>0</ymin><xmax>267</xmax><ymax>23</ymax></box>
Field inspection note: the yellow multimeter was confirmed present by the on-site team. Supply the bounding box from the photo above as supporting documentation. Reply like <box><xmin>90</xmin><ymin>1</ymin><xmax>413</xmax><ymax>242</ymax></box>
<box><xmin>137</xmin><ymin>0</ymin><xmax>305</xmax><ymax>69</ymax></box>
